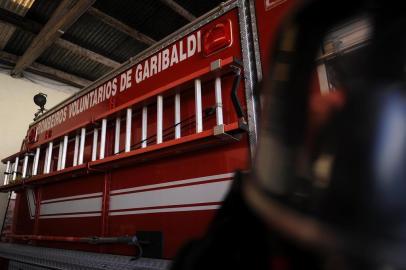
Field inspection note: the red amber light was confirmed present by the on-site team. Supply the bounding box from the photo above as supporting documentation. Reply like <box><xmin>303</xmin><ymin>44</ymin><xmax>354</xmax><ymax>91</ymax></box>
<box><xmin>203</xmin><ymin>20</ymin><xmax>232</xmax><ymax>56</ymax></box>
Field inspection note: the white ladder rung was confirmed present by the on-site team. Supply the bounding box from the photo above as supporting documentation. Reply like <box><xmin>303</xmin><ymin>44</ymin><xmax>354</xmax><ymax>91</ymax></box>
<box><xmin>4</xmin><ymin>160</ymin><xmax>10</xmax><ymax>185</ymax></box>
<box><xmin>125</xmin><ymin>108</ymin><xmax>132</xmax><ymax>152</ymax></box>
<box><xmin>195</xmin><ymin>79</ymin><xmax>203</xmax><ymax>133</ymax></box>
<box><xmin>78</xmin><ymin>128</ymin><xmax>86</xmax><ymax>165</ymax></box>
<box><xmin>12</xmin><ymin>157</ymin><xmax>19</xmax><ymax>180</ymax></box>
<box><xmin>100</xmin><ymin>119</ymin><xmax>107</xmax><ymax>159</ymax></box>
<box><xmin>175</xmin><ymin>93</ymin><xmax>181</xmax><ymax>139</ymax></box>
<box><xmin>215</xmin><ymin>76</ymin><xmax>224</xmax><ymax>125</ymax></box>
<box><xmin>44</xmin><ymin>142</ymin><xmax>53</xmax><ymax>174</ymax></box>
<box><xmin>114</xmin><ymin>116</ymin><xmax>121</xmax><ymax>154</ymax></box>
<box><xmin>61</xmin><ymin>135</ymin><xmax>68</xmax><ymax>170</ymax></box>
<box><xmin>57</xmin><ymin>141</ymin><xmax>63</xmax><ymax>171</ymax></box>
<box><xmin>142</xmin><ymin>106</ymin><xmax>148</xmax><ymax>148</ymax></box>
<box><xmin>22</xmin><ymin>154</ymin><xmax>29</xmax><ymax>178</ymax></box>
<box><xmin>157</xmin><ymin>95</ymin><xmax>163</xmax><ymax>144</ymax></box>
<box><xmin>32</xmin><ymin>147</ymin><xmax>40</xmax><ymax>176</ymax></box>
<box><xmin>92</xmin><ymin>128</ymin><xmax>98</xmax><ymax>161</ymax></box>
<box><xmin>73</xmin><ymin>134</ymin><xmax>80</xmax><ymax>166</ymax></box>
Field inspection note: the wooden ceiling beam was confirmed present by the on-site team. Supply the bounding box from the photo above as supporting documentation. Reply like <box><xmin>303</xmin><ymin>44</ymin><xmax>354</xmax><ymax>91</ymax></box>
<box><xmin>30</xmin><ymin>61</ymin><xmax>91</xmax><ymax>88</ymax></box>
<box><xmin>0</xmin><ymin>7</ymin><xmax>121</xmax><ymax>69</ymax></box>
<box><xmin>0</xmin><ymin>7</ymin><xmax>40</xmax><ymax>34</ymax></box>
<box><xmin>11</xmin><ymin>0</ymin><xmax>96</xmax><ymax>77</ymax></box>
<box><xmin>87</xmin><ymin>7</ymin><xmax>156</xmax><ymax>46</ymax></box>
<box><xmin>159</xmin><ymin>0</ymin><xmax>195</xmax><ymax>22</ymax></box>
<box><xmin>54</xmin><ymin>39</ymin><xmax>120</xmax><ymax>68</ymax></box>
<box><xmin>0</xmin><ymin>51</ymin><xmax>91</xmax><ymax>88</ymax></box>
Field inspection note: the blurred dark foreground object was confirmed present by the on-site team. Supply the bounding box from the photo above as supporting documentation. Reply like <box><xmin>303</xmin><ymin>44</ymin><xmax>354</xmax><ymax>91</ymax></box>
<box><xmin>170</xmin><ymin>172</ymin><xmax>322</xmax><ymax>270</ymax></box>
<box><xmin>171</xmin><ymin>0</ymin><xmax>406</xmax><ymax>269</ymax></box>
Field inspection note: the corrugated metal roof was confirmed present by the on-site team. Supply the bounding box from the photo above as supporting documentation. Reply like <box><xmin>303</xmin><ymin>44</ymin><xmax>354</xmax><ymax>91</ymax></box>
<box><xmin>93</xmin><ymin>0</ymin><xmax>188</xmax><ymax>41</ymax></box>
<box><xmin>0</xmin><ymin>22</ymin><xmax>13</xmax><ymax>48</ymax></box>
<box><xmin>177</xmin><ymin>1</ymin><xmax>226</xmax><ymax>18</ymax></box>
<box><xmin>63</xmin><ymin>13</ymin><xmax>146</xmax><ymax>63</ymax></box>
<box><xmin>3</xmin><ymin>27</ymin><xmax>33</xmax><ymax>55</ymax></box>
<box><xmin>25</xmin><ymin>0</ymin><xmax>61</xmax><ymax>24</ymax></box>
<box><xmin>0</xmin><ymin>0</ymin><xmax>224</xmax><ymax>87</ymax></box>
<box><xmin>39</xmin><ymin>44</ymin><xmax>111</xmax><ymax>81</ymax></box>
<box><xmin>0</xmin><ymin>0</ymin><xmax>34</xmax><ymax>49</ymax></box>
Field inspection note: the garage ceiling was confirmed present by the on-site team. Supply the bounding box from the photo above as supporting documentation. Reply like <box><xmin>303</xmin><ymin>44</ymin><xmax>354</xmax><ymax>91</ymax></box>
<box><xmin>0</xmin><ymin>0</ymin><xmax>224</xmax><ymax>88</ymax></box>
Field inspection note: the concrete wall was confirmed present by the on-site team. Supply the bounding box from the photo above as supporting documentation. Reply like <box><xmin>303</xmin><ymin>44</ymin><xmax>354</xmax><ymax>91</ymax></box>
<box><xmin>0</xmin><ymin>71</ymin><xmax>79</xmax><ymax>179</ymax></box>
<box><xmin>0</xmin><ymin>71</ymin><xmax>78</xmax><ymax>227</ymax></box>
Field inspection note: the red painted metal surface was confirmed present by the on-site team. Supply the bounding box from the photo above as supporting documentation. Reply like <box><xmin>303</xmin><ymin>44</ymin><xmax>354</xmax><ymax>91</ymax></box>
<box><xmin>100</xmin><ymin>172</ymin><xmax>111</xmax><ymax>253</ymax></box>
<box><xmin>101</xmin><ymin>173</ymin><xmax>111</xmax><ymax>237</ymax></box>
<box><xmin>12</xmin><ymin>192</ymin><xmax>33</xmax><ymax>236</ymax></box>
<box><xmin>33</xmin><ymin>189</ymin><xmax>41</xmax><ymax>235</ymax></box>
<box><xmin>254</xmin><ymin>0</ymin><xmax>296</xmax><ymax>75</ymax></box>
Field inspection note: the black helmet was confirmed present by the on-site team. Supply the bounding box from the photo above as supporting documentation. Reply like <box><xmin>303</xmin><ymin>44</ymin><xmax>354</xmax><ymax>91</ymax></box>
<box><xmin>250</xmin><ymin>0</ymin><xmax>406</xmax><ymax>269</ymax></box>
<box><xmin>170</xmin><ymin>1</ymin><xmax>406</xmax><ymax>270</ymax></box>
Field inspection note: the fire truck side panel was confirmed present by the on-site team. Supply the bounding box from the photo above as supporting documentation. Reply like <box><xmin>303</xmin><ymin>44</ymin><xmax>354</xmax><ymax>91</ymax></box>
<box><xmin>4</xmin><ymin>6</ymin><xmax>253</xmax><ymax>260</ymax></box>
<box><xmin>28</xmin><ymin>139</ymin><xmax>248</xmax><ymax>258</ymax></box>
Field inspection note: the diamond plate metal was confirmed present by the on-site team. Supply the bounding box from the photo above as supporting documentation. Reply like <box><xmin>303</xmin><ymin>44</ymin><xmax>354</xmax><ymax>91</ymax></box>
<box><xmin>0</xmin><ymin>243</ymin><xmax>171</xmax><ymax>270</ymax></box>
<box><xmin>9</xmin><ymin>260</ymin><xmax>56</xmax><ymax>270</ymax></box>
<box><xmin>237</xmin><ymin>0</ymin><xmax>260</xmax><ymax>159</ymax></box>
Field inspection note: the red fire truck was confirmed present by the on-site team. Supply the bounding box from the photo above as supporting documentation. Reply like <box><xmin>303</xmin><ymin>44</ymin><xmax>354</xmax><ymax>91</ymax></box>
<box><xmin>0</xmin><ymin>0</ymin><xmax>370</xmax><ymax>268</ymax></box>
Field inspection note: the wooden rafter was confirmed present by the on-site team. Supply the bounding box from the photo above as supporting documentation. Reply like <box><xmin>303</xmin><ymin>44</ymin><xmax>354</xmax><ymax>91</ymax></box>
<box><xmin>54</xmin><ymin>39</ymin><xmax>120</xmax><ymax>68</ymax></box>
<box><xmin>0</xmin><ymin>7</ymin><xmax>39</xmax><ymax>36</ymax></box>
<box><xmin>159</xmin><ymin>0</ymin><xmax>195</xmax><ymax>22</ymax></box>
<box><xmin>11</xmin><ymin>0</ymin><xmax>96</xmax><ymax>76</ymax></box>
<box><xmin>87</xmin><ymin>7</ymin><xmax>156</xmax><ymax>46</ymax></box>
<box><xmin>0</xmin><ymin>51</ymin><xmax>91</xmax><ymax>88</ymax></box>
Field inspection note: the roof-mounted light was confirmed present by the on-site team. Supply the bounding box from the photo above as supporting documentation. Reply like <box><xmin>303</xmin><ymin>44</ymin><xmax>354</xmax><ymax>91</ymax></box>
<box><xmin>203</xmin><ymin>20</ymin><xmax>233</xmax><ymax>56</ymax></box>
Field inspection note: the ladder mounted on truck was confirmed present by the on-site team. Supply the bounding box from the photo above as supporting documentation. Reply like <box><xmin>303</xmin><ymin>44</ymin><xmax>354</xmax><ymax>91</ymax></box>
<box><xmin>1</xmin><ymin>57</ymin><xmax>247</xmax><ymax>192</ymax></box>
